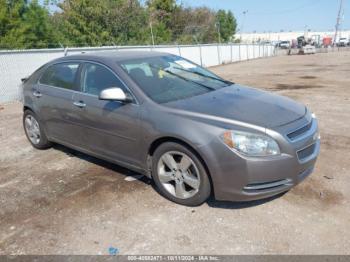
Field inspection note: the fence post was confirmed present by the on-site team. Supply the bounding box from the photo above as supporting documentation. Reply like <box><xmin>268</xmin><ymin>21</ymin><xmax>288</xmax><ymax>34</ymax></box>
<box><xmin>217</xmin><ymin>44</ymin><xmax>221</xmax><ymax>65</ymax></box>
<box><xmin>263</xmin><ymin>44</ymin><xmax>265</xmax><ymax>57</ymax></box>
<box><xmin>230</xmin><ymin>43</ymin><xmax>233</xmax><ymax>62</ymax></box>
<box><xmin>246</xmin><ymin>44</ymin><xmax>249</xmax><ymax>60</ymax></box>
<box><xmin>267</xmin><ymin>46</ymin><xmax>270</xmax><ymax>57</ymax></box>
<box><xmin>199</xmin><ymin>44</ymin><xmax>203</xmax><ymax>67</ymax></box>
<box><xmin>177</xmin><ymin>45</ymin><xmax>182</xmax><ymax>56</ymax></box>
<box><xmin>239</xmin><ymin>44</ymin><xmax>241</xmax><ymax>61</ymax></box>
<box><xmin>64</xmin><ymin>47</ymin><xmax>68</xmax><ymax>57</ymax></box>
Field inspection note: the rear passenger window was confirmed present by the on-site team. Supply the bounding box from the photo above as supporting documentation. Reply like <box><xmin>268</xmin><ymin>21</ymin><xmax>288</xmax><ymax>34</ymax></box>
<box><xmin>82</xmin><ymin>63</ymin><xmax>125</xmax><ymax>96</ymax></box>
<box><xmin>40</xmin><ymin>63</ymin><xmax>79</xmax><ymax>90</ymax></box>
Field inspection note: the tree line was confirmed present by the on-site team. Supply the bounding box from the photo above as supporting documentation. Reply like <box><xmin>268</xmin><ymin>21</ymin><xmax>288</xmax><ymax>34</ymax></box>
<box><xmin>0</xmin><ymin>0</ymin><xmax>237</xmax><ymax>49</ymax></box>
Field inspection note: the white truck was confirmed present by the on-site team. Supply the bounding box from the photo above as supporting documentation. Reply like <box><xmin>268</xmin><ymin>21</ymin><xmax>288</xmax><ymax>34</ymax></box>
<box><xmin>337</xmin><ymin>38</ymin><xmax>349</xmax><ymax>47</ymax></box>
<box><xmin>299</xmin><ymin>45</ymin><xmax>316</xmax><ymax>55</ymax></box>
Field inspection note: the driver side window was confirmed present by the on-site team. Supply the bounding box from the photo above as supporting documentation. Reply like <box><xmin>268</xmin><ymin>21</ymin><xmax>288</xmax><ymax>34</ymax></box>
<box><xmin>82</xmin><ymin>63</ymin><xmax>125</xmax><ymax>96</ymax></box>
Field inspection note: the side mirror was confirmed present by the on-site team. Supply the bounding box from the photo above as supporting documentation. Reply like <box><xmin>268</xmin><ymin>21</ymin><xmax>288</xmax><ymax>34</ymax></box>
<box><xmin>99</xmin><ymin>88</ymin><xmax>133</xmax><ymax>103</ymax></box>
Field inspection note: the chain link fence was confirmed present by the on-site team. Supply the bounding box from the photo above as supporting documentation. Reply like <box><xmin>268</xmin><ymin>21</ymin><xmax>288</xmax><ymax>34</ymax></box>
<box><xmin>0</xmin><ymin>43</ymin><xmax>276</xmax><ymax>104</ymax></box>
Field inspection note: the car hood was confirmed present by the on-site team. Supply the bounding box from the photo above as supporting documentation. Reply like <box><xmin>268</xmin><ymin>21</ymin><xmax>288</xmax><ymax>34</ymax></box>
<box><xmin>164</xmin><ymin>85</ymin><xmax>306</xmax><ymax>128</ymax></box>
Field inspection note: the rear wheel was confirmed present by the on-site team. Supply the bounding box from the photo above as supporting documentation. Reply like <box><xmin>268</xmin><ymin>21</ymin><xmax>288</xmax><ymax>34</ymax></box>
<box><xmin>23</xmin><ymin>110</ymin><xmax>52</xmax><ymax>149</ymax></box>
<box><xmin>152</xmin><ymin>142</ymin><xmax>211</xmax><ymax>206</ymax></box>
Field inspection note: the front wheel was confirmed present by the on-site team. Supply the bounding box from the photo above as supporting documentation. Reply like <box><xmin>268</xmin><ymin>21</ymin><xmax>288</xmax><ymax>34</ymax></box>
<box><xmin>152</xmin><ymin>142</ymin><xmax>211</xmax><ymax>206</ymax></box>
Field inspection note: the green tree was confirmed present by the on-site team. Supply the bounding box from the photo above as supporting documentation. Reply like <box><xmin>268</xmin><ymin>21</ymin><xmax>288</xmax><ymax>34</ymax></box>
<box><xmin>147</xmin><ymin>0</ymin><xmax>176</xmax><ymax>44</ymax></box>
<box><xmin>147</xmin><ymin>0</ymin><xmax>176</xmax><ymax>24</ymax></box>
<box><xmin>216</xmin><ymin>9</ymin><xmax>237</xmax><ymax>42</ymax></box>
<box><xmin>0</xmin><ymin>0</ymin><xmax>57</xmax><ymax>49</ymax></box>
<box><xmin>21</xmin><ymin>0</ymin><xmax>58</xmax><ymax>48</ymax></box>
<box><xmin>0</xmin><ymin>0</ymin><xmax>237</xmax><ymax>49</ymax></box>
<box><xmin>53</xmin><ymin>0</ymin><xmax>111</xmax><ymax>47</ymax></box>
<box><xmin>110</xmin><ymin>0</ymin><xmax>149</xmax><ymax>45</ymax></box>
<box><xmin>170</xmin><ymin>6</ymin><xmax>218</xmax><ymax>44</ymax></box>
<box><xmin>54</xmin><ymin>0</ymin><xmax>149</xmax><ymax>46</ymax></box>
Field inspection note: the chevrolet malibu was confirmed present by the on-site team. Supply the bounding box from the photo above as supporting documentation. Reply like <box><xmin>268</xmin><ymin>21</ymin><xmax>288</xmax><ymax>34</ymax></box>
<box><xmin>22</xmin><ymin>51</ymin><xmax>320</xmax><ymax>206</ymax></box>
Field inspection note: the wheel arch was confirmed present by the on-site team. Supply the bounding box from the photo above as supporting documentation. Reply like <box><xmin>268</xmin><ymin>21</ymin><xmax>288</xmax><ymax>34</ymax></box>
<box><xmin>23</xmin><ymin>105</ymin><xmax>33</xmax><ymax>112</ymax></box>
<box><xmin>23</xmin><ymin>105</ymin><xmax>41</xmax><ymax>123</ymax></box>
<box><xmin>23</xmin><ymin>105</ymin><xmax>49</xmax><ymax>137</ymax></box>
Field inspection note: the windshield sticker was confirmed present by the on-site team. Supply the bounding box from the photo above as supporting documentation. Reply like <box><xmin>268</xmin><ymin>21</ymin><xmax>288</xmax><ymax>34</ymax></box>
<box><xmin>158</xmin><ymin>69</ymin><xmax>165</xmax><ymax>78</ymax></box>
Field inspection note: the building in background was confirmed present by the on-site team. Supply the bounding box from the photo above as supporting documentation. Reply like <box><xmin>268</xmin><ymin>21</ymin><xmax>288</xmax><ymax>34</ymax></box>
<box><xmin>240</xmin><ymin>30</ymin><xmax>350</xmax><ymax>46</ymax></box>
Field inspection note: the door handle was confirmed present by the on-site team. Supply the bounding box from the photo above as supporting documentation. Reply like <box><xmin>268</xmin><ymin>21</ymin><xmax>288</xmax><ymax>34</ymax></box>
<box><xmin>73</xmin><ymin>101</ymin><xmax>86</xmax><ymax>108</ymax></box>
<box><xmin>33</xmin><ymin>90</ymin><xmax>42</xmax><ymax>98</ymax></box>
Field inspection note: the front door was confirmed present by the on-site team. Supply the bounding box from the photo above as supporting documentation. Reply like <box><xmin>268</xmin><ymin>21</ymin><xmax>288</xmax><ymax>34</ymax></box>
<box><xmin>72</xmin><ymin>62</ymin><xmax>141</xmax><ymax>167</ymax></box>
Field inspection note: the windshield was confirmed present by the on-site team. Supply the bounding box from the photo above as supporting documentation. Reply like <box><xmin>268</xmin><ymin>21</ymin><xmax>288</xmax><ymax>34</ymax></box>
<box><xmin>118</xmin><ymin>55</ymin><xmax>232</xmax><ymax>103</ymax></box>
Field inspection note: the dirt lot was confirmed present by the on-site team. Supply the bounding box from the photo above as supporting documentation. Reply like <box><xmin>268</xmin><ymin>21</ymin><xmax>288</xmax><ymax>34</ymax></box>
<box><xmin>1</xmin><ymin>51</ymin><xmax>350</xmax><ymax>255</ymax></box>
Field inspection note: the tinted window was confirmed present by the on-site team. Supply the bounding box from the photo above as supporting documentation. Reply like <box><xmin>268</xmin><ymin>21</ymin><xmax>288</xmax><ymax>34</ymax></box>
<box><xmin>40</xmin><ymin>63</ymin><xmax>79</xmax><ymax>90</ymax></box>
<box><xmin>82</xmin><ymin>63</ymin><xmax>125</xmax><ymax>96</ymax></box>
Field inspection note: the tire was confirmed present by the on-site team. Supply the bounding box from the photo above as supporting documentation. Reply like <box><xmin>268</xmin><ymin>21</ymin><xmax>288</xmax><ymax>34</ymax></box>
<box><xmin>152</xmin><ymin>142</ymin><xmax>211</xmax><ymax>206</ymax></box>
<box><xmin>23</xmin><ymin>110</ymin><xmax>52</xmax><ymax>149</ymax></box>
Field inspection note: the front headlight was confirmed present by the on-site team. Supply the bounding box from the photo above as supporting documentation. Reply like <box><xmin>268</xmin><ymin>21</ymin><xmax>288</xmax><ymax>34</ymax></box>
<box><xmin>221</xmin><ymin>130</ymin><xmax>280</xmax><ymax>157</ymax></box>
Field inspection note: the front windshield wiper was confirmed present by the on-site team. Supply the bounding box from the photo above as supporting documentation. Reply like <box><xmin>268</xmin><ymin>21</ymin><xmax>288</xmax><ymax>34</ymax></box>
<box><xmin>163</xmin><ymin>69</ymin><xmax>216</xmax><ymax>91</ymax></box>
<box><xmin>148</xmin><ymin>64</ymin><xmax>216</xmax><ymax>91</ymax></box>
<box><xmin>171</xmin><ymin>66</ymin><xmax>234</xmax><ymax>86</ymax></box>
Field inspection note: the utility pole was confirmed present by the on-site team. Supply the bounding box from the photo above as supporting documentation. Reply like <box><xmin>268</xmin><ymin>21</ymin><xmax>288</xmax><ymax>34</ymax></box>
<box><xmin>149</xmin><ymin>9</ymin><xmax>155</xmax><ymax>47</ymax></box>
<box><xmin>215</xmin><ymin>22</ymin><xmax>221</xmax><ymax>44</ymax></box>
<box><xmin>150</xmin><ymin>21</ymin><xmax>155</xmax><ymax>46</ymax></box>
<box><xmin>240</xmin><ymin>10</ymin><xmax>248</xmax><ymax>43</ymax></box>
<box><xmin>334</xmin><ymin>0</ymin><xmax>344</xmax><ymax>46</ymax></box>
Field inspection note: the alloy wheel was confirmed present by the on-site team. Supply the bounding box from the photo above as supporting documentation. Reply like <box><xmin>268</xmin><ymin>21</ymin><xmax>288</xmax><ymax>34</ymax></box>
<box><xmin>24</xmin><ymin>115</ymin><xmax>41</xmax><ymax>145</ymax></box>
<box><xmin>157</xmin><ymin>151</ymin><xmax>200</xmax><ymax>199</ymax></box>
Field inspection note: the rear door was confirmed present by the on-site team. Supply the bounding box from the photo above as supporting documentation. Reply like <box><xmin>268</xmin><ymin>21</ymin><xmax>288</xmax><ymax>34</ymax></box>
<box><xmin>71</xmin><ymin>62</ymin><xmax>141</xmax><ymax>167</ymax></box>
<box><xmin>37</xmin><ymin>62</ymin><xmax>83</xmax><ymax>146</ymax></box>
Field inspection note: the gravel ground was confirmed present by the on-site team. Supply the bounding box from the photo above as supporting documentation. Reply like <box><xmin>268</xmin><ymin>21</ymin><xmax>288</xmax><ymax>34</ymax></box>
<box><xmin>0</xmin><ymin>51</ymin><xmax>349</xmax><ymax>255</ymax></box>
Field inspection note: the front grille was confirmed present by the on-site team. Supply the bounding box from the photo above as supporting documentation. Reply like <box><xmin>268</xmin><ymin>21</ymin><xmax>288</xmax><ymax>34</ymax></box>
<box><xmin>287</xmin><ymin>120</ymin><xmax>313</xmax><ymax>141</ymax></box>
<box><xmin>297</xmin><ymin>143</ymin><xmax>316</xmax><ymax>161</ymax></box>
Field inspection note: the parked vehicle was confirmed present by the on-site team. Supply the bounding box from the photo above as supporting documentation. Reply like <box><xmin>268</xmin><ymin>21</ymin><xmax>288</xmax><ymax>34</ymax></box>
<box><xmin>279</xmin><ymin>41</ymin><xmax>290</xmax><ymax>49</ymax></box>
<box><xmin>337</xmin><ymin>38</ymin><xmax>349</xmax><ymax>47</ymax></box>
<box><xmin>272</xmin><ymin>41</ymin><xmax>281</xmax><ymax>48</ymax></box>
<box><xmin>297</xmin><ymin>36</ymin><xmax>306</xmax><ymax>48</ymax></box>
<box><xmin>323</xmin><ymin>37</ymin><xmax>333</xmax><ymax>47</ymax></box>
<box><xmin>299</xmin><ymin>45</ymin><xmax>316</xmax><ymax>55</ymax></box>
<box><xmin>291</xmin><ymin>39</ymin><xmax>298</xmax><ymax>48</ymax></box>
<box><xmin>22</xmin><ymin>51</ymin><xmax>320</xmax><ymax>206</ymax></box>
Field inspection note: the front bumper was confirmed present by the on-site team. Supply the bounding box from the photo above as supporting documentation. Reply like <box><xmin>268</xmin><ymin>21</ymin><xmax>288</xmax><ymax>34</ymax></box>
<box><xmin>199</xmin><ymin>116</ymin><xmax>320</xmax><ymax>202</ymax></box>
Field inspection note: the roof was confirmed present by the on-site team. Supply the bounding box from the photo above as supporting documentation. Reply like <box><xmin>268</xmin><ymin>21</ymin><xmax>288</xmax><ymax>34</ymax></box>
<box><xmin>55</xmin><ymin>50</ymin><xmax>169</xmax><ymax>63</ymax></box>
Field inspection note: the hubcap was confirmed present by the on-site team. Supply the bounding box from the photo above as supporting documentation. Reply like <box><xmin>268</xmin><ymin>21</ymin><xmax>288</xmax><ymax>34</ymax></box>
<box><xmin>24</xmin><ymin>115</ymin><xmax>41</xmax><ymax>145</ymax></box>
<box><xmin>157</xmin><ymin>151</ymin><xmax>200</xmax><ymax>199</ymax></box>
